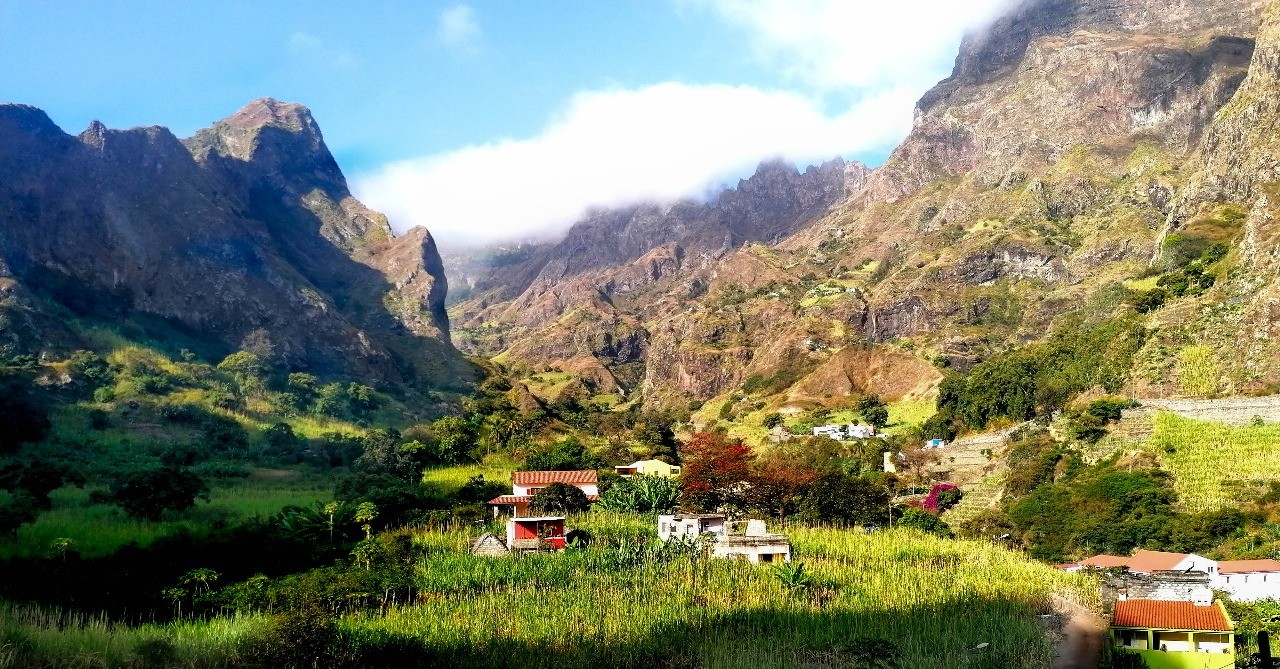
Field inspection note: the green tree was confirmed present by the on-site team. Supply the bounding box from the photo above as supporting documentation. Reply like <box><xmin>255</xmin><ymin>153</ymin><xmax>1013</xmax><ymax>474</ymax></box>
<box><xmin>107</xmin><ymin>466</ymin><xmax>209</xmax><ymax>520</ymax></box>
<box><xmin>66</xmin><ymin>350</ymin><xmax>111</xmax><ymax>388</ymax></box>
<box><xmin>799</xmin><ymin>473</ymin><xmax>889</xmax><ymax>526</ymax></box>
<box><xmin>897</xmin><ymin>507</ymin><xmax>952</xmax><ymax>537</ymax></box>
<box><xmin>524</xmin><ymin>437</ymin><xmax>602</xmax><ymax>471</ymax></box>
<box><xmin>529</xmin><ymin>482</ymin><xmax>590</xmax><ymax>514</ymax></box>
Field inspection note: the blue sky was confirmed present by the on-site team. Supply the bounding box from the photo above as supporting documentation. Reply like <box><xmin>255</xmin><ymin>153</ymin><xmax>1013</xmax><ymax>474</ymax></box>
<box><xmin>1</xmin><ymin>1</ymin><xmax>1008</xmax><ymax>248</ymax></box>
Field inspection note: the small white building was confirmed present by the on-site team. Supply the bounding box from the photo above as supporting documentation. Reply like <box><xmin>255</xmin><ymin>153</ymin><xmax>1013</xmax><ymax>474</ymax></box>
<box><xmin>1218</xmin><ymin>560</ymin><xmax>1280</xmax><ymax>602</ymax></box>
<box><xmin>657</xmin><ymin>516</ymin><xmax>791</xmax><ymax>563</ymax></box>
<box><xmin>847</xmin><ymin>424</ymin><xmax>876</xmax><ymax>440</ymax></box>
<box><xmin>711</xmin><ymin>520</ymin><xmax>792</xmax><ymax>563</ymax></box>
<box><xmin>812</xmin><ymin>424</ymin><xmax>846</xmax><ymax>440</ymax></box>
<box><xmin>924</xmin><ymin>438</ymin><xmax>947</xmax><ymax>449</ymax></box>
<box><xmin>658</xmin><ymin>513</ymin><xmax>726</xmax><ymax>541</ymax></box>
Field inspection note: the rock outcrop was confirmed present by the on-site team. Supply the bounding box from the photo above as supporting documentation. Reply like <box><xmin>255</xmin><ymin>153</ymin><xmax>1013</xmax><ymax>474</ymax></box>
<box><xmin>0</xmin><ymin>99</ymin><xmax>471</xmax><ymax>390</ymax></box>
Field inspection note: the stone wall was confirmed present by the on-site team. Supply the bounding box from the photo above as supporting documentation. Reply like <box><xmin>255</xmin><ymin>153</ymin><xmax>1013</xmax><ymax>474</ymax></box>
<box><xmin>1126</xmin><ymin>396</ymin><xmax>1280</xmax><ymax>426</ymax></box>
<box><xmin>1101</xmin><ymin>570</ymin><xmax>1212</xmax><ymax>607</ymax></box>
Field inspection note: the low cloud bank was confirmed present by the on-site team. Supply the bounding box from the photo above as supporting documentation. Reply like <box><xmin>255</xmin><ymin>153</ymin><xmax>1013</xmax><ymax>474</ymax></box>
<box><xmin>356</xmin><ymin>0</ymin><xmax>1011</xmax><ymax>249</ymax></box>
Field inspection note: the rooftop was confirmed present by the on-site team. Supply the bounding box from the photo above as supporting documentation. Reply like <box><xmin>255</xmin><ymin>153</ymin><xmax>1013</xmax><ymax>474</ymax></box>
<box><xmin>1218</xmin><ymin>559</ymin><xmax>1280</xmax><ymax>574</ymax></box>
<box><xmin>1126</xmin><ymin>550</ymin><xmax>1192</xmax><ymax>573</ymax></box>
<box><xmin>1078</xmin><ymin>554</ymin><xmax>1131</xmax><ymax>569</ymax></box>
<box><xmin>513</xmin><ymin>470</ymin><xmax>598</xmax><ymax>485</ymax></box>
<box><xmin>1112</xmin><ymin>599</ymin><xmax>1232</xmax><ymax>632</ymax></box>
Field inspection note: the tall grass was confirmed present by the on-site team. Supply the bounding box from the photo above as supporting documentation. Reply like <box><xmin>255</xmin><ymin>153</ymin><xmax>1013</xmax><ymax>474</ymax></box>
<box><xmin>1149</xmin><ymin>412</ymin><xmax>1280</xmax><ymax>511</ymax></box>
<box><xmin>0</xmin><ymin>481</ymin><xmax>330</xmax><ymax>559</ymax></box>
<box><xmin>0</xmin><ymin>602</ymin><xmax>268</xmax><ymax>669</ymax></box>
<box><xmin>353</xmin><ymin>520</ymin><xmax>1096</xmax><ymax>669</ymax></box>
<box><xmin>1</xmin><ymin>517</ymin><xmax>1097</xmax><ymax>668</ymax></box>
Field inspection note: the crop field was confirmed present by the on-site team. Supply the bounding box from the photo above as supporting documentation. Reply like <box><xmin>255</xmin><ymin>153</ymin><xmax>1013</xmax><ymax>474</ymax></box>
<box><xmin>0</xmin><ymin>477</ymin><xmax>330</xmax><ymax>560</ymax></box>
<box><xmin>0</xmin><ymin>518</ymin><xmax>1096</xmax><ymax>669</ymax></box>
<box><xmin>1148</xmin><ymin>412</ymin><xmax>1280</xmax><ymax>512</ymax></box>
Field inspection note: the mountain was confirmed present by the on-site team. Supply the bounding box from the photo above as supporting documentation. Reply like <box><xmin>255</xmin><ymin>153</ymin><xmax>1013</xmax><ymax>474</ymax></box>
<box><xmin>448</xmin><ymin>157</ymin><xmax>868</xmax><ymax>397</ymax></box>
<box><xmin>0</xmin><ymin>98</ymin><xmax>473</xmax><ymax>391</ymax></box>
<box><xmin>450</xmin><ymin>0</ymin><xmax>1279</xmax><ymax>409</ymax></box>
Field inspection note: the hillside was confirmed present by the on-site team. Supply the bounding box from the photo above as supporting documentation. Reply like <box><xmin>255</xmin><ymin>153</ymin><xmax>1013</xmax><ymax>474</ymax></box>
<box><xmin>448</xmin><ymin>0</ymin><xmax>1280</xmax><ymax>418</ymax></box>
<box><xmin>0</xmin><ymin>98</ymin><xmax>474</xmax><ymax>393</ymax></box>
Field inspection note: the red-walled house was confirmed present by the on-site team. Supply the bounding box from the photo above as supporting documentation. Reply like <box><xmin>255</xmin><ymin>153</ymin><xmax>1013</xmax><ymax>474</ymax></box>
<box><xmin>487</xmin><ymin>470</ymin><xmax>600</xmax><ymax>517</ymax></box>
<box><xmin>505</xmin><ymin>516</ymin><xmax>566</xmax><ymax>551</ymax></box>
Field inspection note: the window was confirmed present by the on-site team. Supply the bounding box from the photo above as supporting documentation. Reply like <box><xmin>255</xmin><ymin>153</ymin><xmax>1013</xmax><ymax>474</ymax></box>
<box><xmin>760</xmin><ymin>553</ymin><xmax>775</xmax><ymax>563</ymax></box>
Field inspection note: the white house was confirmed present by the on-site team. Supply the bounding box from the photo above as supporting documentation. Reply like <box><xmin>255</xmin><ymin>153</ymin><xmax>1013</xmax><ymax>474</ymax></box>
<box><xmin>812</xmin><ymin>425</ymin><xmax>845</xmax><ymax>440</ymax></box>
<box><xmin>1217</xmin><ymin>560</ymin><xmax>1280</xmax><ymax>602</ymax></box>
<box><xmin>488</xmin><ymin>470</ymin><xmax>600</xmax><ymax>517</ymax></box>
<box><xmin>1064</xmin><ymin>551</ymin><xmax>1280</xmax><ymax>602</ymax></box>
<box><xmin>711</xmin><ymin>519</ymin><xmax>792</xmax><ymax>563</ymax></box>
<box><xmin>657</xmin><ymin>513</ymin><xmax>726</xmax><ymax>541</ymax></box>
<box><xmin>657</xmin><ymin>516</ymin><xmax>791</xmax><ymax>563</ymax></box>
<box><xmin>847</xmin><ymin>424</ymin><xmax>876</xmax><ymax>440</ymax></box>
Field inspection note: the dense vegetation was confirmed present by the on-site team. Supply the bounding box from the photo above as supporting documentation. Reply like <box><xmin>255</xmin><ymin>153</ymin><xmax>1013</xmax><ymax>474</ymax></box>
<box><xmin>0</xmin><ymin>521</ymin><xmax>1096</xmax><ymax>669</ymax></box>
<box><xmin>952</xmin><ymin>426</ymin><xmax>1280</xmax><ymax>565</ymax></box>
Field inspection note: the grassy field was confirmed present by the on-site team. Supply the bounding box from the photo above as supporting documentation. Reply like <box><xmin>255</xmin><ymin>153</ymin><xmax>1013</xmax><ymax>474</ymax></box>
<box><xmin>1149</xmin><ymin>412</ymin><xmax>1280</xmax><ymax>512</ymax></box>
<box><xmin>421</xmin><ymin>457</ymin><xmax>519</xmax><ymax>495</ymax></box>
<box><xmin>0</xmin><ymin>518</ymin><xmax>1097</xmax><ymax>669</ymax></box>
<box><xmin>0</xmin><ymin>475</ymin><xmax>331</xmax><ymax>560</ymax></box>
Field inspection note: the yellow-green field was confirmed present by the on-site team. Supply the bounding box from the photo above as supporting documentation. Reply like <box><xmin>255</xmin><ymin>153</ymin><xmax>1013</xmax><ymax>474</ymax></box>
<box><xmin>1149</xmin><ymin>412</ymin><xmax>1280</xmax><ymax>512</ymax></box>
<box><xmin>1</xmin><ymin>520</ymin><xmax>1097</xmax><ymax>669</ymax></box>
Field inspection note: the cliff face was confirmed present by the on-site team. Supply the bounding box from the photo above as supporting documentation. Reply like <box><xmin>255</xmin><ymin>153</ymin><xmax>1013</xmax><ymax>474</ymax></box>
<box><xmin>449</xmin><ymin>158</ymin><xmax>866</xmax><ymax>396</ymax></box>
<box><xmin>0</xmin><ymin>99</ymin><xmax>471</xmax><ymax>390</ymax></box>
<box><xmin>447</xmin><ymin>0</ymin><xmax>1280</xmax><ymax>408</ymax></box>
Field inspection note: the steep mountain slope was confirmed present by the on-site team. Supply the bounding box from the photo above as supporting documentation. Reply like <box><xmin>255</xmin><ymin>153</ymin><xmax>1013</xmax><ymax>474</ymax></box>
<box><xmin>452</xmin><ymin>0</ymin><xmax>1273</xmax><ymax>411</ymax></box>
<box><xmin>0</xmin><ymin>98</ymin><xmax>473</xmax><ymax>390</ymax></box>
<box><xmin>450</xmin><ymin>158</ymin><xmax>869</xmax><ymax>396</ymax></box>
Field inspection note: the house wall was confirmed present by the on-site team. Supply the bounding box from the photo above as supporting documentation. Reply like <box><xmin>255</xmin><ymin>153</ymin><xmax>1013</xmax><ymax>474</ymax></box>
<box><xmin>711</xmin><ymin>543</ymin><xmax>791</xmax><ymax>563</ymax></box>
<box><xmin>1170</xmin><ymin>554</ymin><xmax>1217</xmax><ymax>575</ymax></box>
<box><xmin>1114</xmin><ymin>630</ymin><xmax>1234</xmax><ymax>669</ymax></box>
<box><xmin>1216</xmin><ymin>572</ymin><xmax>1280</xmax><ymax>602</ymax></box>
<box><xmin>658</xmin><ymin>516</ymin><xmax>725</xmax><ymax>541</ymax></box>
<box><xmin>1103</xmin><ymin>572</ymin><xmax>1212</xmax><ymax>605</ymax></box>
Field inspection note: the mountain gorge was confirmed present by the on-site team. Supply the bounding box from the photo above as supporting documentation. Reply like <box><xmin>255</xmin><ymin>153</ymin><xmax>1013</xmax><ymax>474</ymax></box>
<box><xmin>449</xmin><ymin>0</ymin><xmax>1280</xmax><ymax>412</ymax></box>
<box><xmin>0</xmin><ymin>98</ymin><xmax>472</xmax><ymax>392</ymax></box>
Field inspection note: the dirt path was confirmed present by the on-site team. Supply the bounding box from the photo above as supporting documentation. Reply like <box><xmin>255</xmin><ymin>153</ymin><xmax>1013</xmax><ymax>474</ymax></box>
<box><xmin>1052</xmin><ymin>596</ymin><xmax>1108</xmax><ymax>669</ymax></box>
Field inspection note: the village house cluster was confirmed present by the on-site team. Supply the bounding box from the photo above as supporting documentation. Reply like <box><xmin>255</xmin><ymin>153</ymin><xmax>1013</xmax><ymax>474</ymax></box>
<box><xmin>1060</xmin><ymin>549</ymin><xmax>1280</xmax><ymax>666</ymax></box>
<box><xmin>475</xmin><ymin>469</ymin><xmax>791</xmax><ymax>562</ymax></box>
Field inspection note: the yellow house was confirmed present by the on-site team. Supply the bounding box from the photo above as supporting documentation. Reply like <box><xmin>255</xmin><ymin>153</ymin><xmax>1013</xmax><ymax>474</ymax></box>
<box><xmin>615</xmin><ymin>460</ymin><xmax>681</xmax><ymax>478</ymax></box>
<box><xmin>1110</xmin><ymin>599</ymin><xmax>1234</xmax><ymax>669</ymax></box>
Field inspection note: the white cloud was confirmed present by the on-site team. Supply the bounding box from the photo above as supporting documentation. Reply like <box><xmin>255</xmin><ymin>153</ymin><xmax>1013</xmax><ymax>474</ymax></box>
<box><xmin>437</xmin><ymin>5</ymin><xmax>482</xmax><ymax>55</ymax></box>
<box><xmin>356</xmin><ymin>83</ymin><xmax>915</xmax><ymax>248</ymax></box>
<box><xmin>358</xmin><ymin>0</ymin><xmax>1014</xmax><ymax>248</ymax></box>
<box><xmin>689</xmin><ymin>0</ymin><xmax>1011</xmax><ymax>93</ymax></box>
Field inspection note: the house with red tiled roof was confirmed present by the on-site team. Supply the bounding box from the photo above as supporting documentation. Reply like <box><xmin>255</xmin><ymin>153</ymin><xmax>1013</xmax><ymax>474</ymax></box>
<box><xmin>1063</xmin><ymin>550</ymin><xmax>1280</xmax><ymax>602</ymax></box>
<box><xmin>487</xmin><ymin>470</ymin><xmax>599</xmax><ymax>517</ymax></box>
<box><xmin>1109</xmin><ymin>599</ymin><xmax>1234</xmax><ymax>667</ymax></box>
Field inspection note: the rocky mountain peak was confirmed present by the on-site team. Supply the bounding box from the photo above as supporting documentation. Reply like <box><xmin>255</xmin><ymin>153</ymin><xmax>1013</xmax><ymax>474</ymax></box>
<box><xmin>222</xmin><ymin>97</ymin><xmax>317</xmax><ymax>135</ymax></box>
<box><xmin>0</xmin><ymin>101</ymin><xmax>470</xmax><ymax>392</ymax></box>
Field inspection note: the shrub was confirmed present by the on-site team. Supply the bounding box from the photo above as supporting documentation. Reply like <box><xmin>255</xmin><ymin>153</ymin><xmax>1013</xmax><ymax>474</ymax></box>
<box><xmin>896</xmin><ymin>507</ymin><xmax>952</xmax><ymax>537</ymax></box>
<box><xmin>530</xmin><ymin>482</ymin><xmax>590</xmax><ymax>514</ymax></box>
<box><xmin>107</xmin><ymin>466</ymin><xmax>210</xmax><ymax>520</ymax></box>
